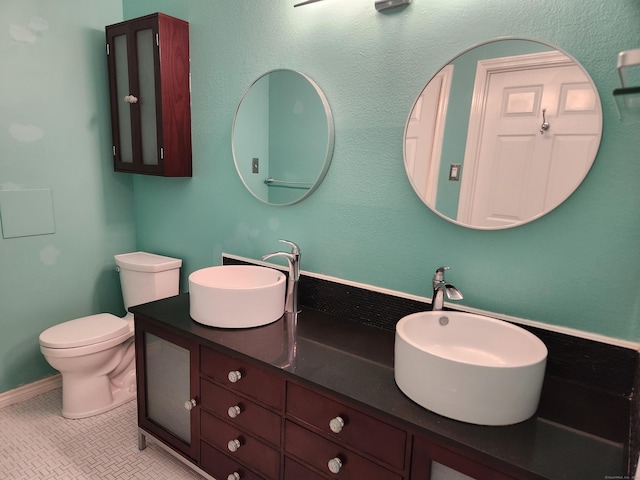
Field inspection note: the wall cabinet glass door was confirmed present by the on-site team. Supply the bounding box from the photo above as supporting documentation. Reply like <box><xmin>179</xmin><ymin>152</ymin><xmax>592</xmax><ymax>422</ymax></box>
<box><xmin>105</xmin><ymin>13</ymin><xmax>191</xmax><ymax>177</ymax></box>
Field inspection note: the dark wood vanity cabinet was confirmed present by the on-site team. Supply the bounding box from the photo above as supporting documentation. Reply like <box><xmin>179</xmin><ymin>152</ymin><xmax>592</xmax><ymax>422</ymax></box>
<box><xmin>135</xmin><ymin>312</ymin><xmax>531</xmax><ymax>480</ymax></box>
<box><xmin>105</xmin><ymin>13</ymin><xmax>192</xmax><ymax>177</ymax></box>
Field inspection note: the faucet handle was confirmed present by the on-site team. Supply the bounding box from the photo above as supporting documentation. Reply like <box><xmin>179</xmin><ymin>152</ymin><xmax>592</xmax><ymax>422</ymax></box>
<box><xmin>279</xmin><ymin>239</ymin><xmax>300</xmax><ymax>256</ymax></box>
<box><xmin>434</xmin><ymin>266</ymin><xmax>450</xmax><ymax>281</ymax></box>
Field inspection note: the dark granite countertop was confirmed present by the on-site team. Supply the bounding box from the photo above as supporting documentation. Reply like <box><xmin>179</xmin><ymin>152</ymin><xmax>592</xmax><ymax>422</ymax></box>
<box><xmin>131</xmin><ymin>293</ymin><xmax>626</xmax><ymax>480</ymax></box>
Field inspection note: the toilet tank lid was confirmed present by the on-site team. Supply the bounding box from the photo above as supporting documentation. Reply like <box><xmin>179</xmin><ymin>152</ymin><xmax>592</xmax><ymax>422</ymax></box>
<box><xmin>39</xmin><ymin>314</ymin><xmax>130</xmax><ymax>348</ymax></box>
<box><xmin>115</xmin><ymin>252</ymin><xmax>182</xmax><ymax>272</ymax></box>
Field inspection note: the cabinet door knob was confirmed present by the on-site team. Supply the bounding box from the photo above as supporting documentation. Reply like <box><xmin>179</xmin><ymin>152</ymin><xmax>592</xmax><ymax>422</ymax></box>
<box><xmin>227</xmin><ymin>405</ymin><xmax>242</xmax><ymax>419</ymax></box>
<box><xmin>124</xmin><ymin>94</ymin><xmax>138</xmax><ymax>104</ymax></box>
<box><xmin>227</xmin><ymin>473</ymin><xmax>241</xmax><ymax>480</ymax></box>
<box><xmin>329</xmin><ymin>416</ymin><xmax>345</xmax><ymax>434</ymax></box>
<box><xmin>227</xmin><ymin>439</ymin><xmax>242</xmax><ymax>453</ymax></box>
<box><xmin>184</xmin><ymin>398</ymin><xmax>197</xmax><ymax>411</ymax></box>
<box><xmin>228</xmin><ymin>370</ymin><xmax>242</xmax><ymax>383</ymax></box>
<box><xmin>327</xmin><ymin>457</ymin><xmax>343</xmax><ymax>474</ymax></box>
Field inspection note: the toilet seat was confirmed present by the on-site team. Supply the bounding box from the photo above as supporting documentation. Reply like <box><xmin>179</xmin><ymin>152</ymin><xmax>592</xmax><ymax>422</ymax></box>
<box><xmin>40</xmin><ymin>314</ymin><xmax>130</xmax><ymax>349</ymax></box>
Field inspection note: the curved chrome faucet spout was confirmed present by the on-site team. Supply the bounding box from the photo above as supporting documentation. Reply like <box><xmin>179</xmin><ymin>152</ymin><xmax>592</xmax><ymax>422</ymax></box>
<box><xmin>262</xmin><ymin>240</ymin><xmax>301</xmax><ymax>314</ymax></box>
<box><xmin>431</xmin><ymin>266</ymin><xmax>463</xmax><ymax>311</ymax></box>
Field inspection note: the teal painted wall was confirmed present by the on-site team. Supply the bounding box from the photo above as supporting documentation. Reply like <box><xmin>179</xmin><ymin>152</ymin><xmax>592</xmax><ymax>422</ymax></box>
<box><xmin>269</xmin><ymin>70</ymin><xmax>330</xmax><ymax>204</ymax></box>
<box><xmin>126</xmin><ymin>0</ymin><xmax>640</xmax><ymax>342</ymax></box>
<box><xmin>234</xmin><ymin>75</ymin><xmax>269</xmax><ymax>200</ymax></box>
<box><xmin>0</xmin><ymin>0</ymin><xmax>135</xmax><ymax>392</ymax></box>
<box><xmin>2</xmin><ymin>0</ymin><xmax>639</xmax><ymax>394</ymax></box>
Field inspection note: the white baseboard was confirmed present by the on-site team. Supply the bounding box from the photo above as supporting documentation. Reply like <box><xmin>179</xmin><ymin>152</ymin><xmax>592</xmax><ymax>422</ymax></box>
<box><xmin>0</xmin><ymin>374</ymin><xmax>61</xmax><ymax>410</ymax></box>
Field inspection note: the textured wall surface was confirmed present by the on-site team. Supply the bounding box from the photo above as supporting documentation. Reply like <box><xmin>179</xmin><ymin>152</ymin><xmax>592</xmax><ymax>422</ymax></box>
<box><xmin>0</xmin><ymin>0</ymin><xmax>134</xmax><ymax>392</ymax></box>
<box><xmin>126</xmin><ymin>0</ymin><xmax>640</xmax><ymax>342</ymax></box>
<box><xmin>2</xmin><ymin>0</ymin><xmax>639</xmax><ymax>394</ymax></box>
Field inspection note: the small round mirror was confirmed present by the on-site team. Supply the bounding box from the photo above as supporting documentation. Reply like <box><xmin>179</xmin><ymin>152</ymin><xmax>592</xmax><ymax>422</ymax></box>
<box><xmin>233</xmin><ymin>70</ymin><xmax>334</xmax><ymax>206</ymax></box>
<box><xmin>403</xmin><ymin>38</ymin><xmax>602</xmax><ymax>229</ymax></box>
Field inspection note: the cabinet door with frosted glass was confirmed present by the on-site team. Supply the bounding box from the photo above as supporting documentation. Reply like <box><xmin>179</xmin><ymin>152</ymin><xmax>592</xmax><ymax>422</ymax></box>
<box><xmin>105</xmin><ymin>13</ymin><xmax>191</xmax><ymax>177</ymax></box>
<box><xmin>135</xmin><ymin>316</ymin><xmax>199</xmax><ymax>461</ymax></box>
<box><xmin>411</xmin><ymin>436</ymin><xmax>520</xmax><ymax>480</ymax></box>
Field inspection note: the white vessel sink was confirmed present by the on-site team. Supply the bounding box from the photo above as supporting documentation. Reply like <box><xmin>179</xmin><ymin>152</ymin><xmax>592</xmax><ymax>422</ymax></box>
<box><xmin>394</xmin><ymin>311</ymin><xmax>547</xmax><ymax>426</ymax></box>
<box><xmin>189</xmin><ymin>265</ymin><xmax>286</xmax><ymax>328</ymax></box>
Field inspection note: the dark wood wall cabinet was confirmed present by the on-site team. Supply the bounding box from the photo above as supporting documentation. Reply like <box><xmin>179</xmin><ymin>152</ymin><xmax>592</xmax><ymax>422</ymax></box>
<box><xmin>106</xmin><ymin>13</ymin><xmax>192</xmax><ymax>177</ymax></box>
<box><xmin>131</xmin><ymin>294</ymin><xmax>629</xmax><ymax>480</ymax></box>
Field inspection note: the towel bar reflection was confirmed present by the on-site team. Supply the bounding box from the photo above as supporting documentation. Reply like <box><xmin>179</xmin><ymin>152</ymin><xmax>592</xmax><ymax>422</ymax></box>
<box><xmin>614</xmin><ymin>48</ymin><xmax>640</xmax><ymax>118</ymax></box>
<box><xmin>264</xmin><ymin>177</ymin><xmax>312</xmax><ymax>190</ymax></box>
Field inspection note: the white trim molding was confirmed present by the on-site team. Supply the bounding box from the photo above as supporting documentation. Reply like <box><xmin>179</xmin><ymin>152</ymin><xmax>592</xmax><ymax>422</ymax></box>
<box><xmin>0</xmin><ymin>374</ymin><xmax>61</xmax><ymax>410</ymax></box>
<box><xmin>222</xmin><ymin>253</ymin><xmax>640</xmax><ymax>350</ymax></box>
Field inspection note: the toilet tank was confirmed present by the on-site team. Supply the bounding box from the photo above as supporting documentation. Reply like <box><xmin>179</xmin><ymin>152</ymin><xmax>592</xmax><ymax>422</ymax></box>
<box><xmin>115</xmin><ymin>252</ymin><xmax>182</xmax><ymax>311</ymax></box>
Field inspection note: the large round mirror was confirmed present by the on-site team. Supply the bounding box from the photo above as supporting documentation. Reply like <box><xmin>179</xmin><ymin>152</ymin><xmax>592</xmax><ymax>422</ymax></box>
<box><xmin>404</xmin><ymin>38</ymin><xmax>602</xmax><ymax>229</ymax></box>
<box><xmin>233</xmin><ymin>69</ymin><xmax>335</xmax><ymax>206</ymax></box>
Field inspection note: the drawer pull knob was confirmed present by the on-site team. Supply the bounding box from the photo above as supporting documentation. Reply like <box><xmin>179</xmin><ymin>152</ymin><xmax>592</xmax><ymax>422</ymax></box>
<box><xmin>184</xmin><ymin>398</ymin><xmax>197</xmax><ymax>411</ymax></box>
<box><xmin>329</xmin><ymin>416</ymin><xmax>345</xmax><ymax>433</ymax></box>
<box><xmin>227</xmin><ymin>473</ymin><xmax>241</xmax><ymax>480</ymax></box>
<box><xmin>227</xmin><ymin>405</ymin><xmax>242</xmax><ymax>418</ymax></box>
<box><xmin>327</xmin><ymin>457</ymin><xmax>342</xmax><ymax>474</ymax></box>
<box><xmin>228</xmin><ymin>370</ymin><xmax>242</xmax><ymax>383</ymax></box>
<box><xmin>227</xmin><ymin>439</ymin><xmax>242</xmax><ymax>452</ymax></box>
<box><xmin>124</xmin><ymin>94</ymin><xmax>138</xmax><ymax>104</ymax></box>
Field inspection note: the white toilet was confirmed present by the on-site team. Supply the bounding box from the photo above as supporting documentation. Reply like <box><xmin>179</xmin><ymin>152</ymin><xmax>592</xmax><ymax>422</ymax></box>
<box><xmin>39</xmin><ymin>252</ymin><xmax>182</xmax><ymax>419</ymax></box>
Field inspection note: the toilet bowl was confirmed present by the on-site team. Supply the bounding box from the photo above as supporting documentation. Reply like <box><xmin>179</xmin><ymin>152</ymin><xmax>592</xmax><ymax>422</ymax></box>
<box><xmin>39</xmin><ymin>252</ymin><xmax>182</xmax><ymax>419</ymax></box>
<box><xmin>40</xmin><ymin>314</ymin><xmax>135</xmax><ymax>418</ymax></box>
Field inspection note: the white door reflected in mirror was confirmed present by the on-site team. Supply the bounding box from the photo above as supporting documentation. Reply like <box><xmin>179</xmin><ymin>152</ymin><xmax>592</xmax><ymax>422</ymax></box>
<box><xmin>403</xmin><ymin>39</ymin><xmax>602</xmax><ymax>229</ymax></box>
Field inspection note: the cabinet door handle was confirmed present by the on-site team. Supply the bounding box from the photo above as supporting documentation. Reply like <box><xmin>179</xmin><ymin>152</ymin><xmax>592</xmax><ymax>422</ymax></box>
<box><xmin>184</xmin><ymin>398</ymin><xmax>197</xmax><ymax>411</ymax></box>
<box><xmin>228</xmin><ymin>370</ymin><xmax>242</xmax><ymax>383</ymax></box>
<box><xmin>227</xmin><ymin>439</ymin><xmax>242</xmax><ymax>453</ymax></box>
<box><xmin>124</xmin><ymin>94</ymin><xmax>138</xmax><ymax>104</ymax></box>
<box><xmin>227</xmin><ymin>405</ymin><xmax>242</xmax><ymax>419</ymax></box>
<box><xmin>329</xmin><ymin>416</ymin><xmax>345</xmax><ymax>434</ymax></box>
<box><xmin>227</xmin><ymin>473</ymin><xmax>241</xmax><ymax>480</ymax></box>
<box><xmin>327</xmin><ymin>457</ymin><xmax>343</xmax><ymax>474</ymax></box>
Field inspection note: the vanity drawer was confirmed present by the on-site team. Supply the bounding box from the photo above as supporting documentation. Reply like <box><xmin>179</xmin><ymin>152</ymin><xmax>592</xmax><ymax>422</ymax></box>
<box><xmin>285</xmin><ymin>420</ymin><xmax>402</xmax><ymax>480</ymax></box>
<box><xmin>200</xmin><ymin>378</ymin><xmax>281</xmax><ymax>446</ymax></box>
<box><xmin>201</xmin><ymin>411</ymin><xmax>280</xmax><ymax>479</ymax></box>
<box><xmin>201</xmin><ymin>441</ymin><xmax>265</xmax><ymax>480</ymax></box>
<box><xmin>200</xmin><ymin>346</ymin><xmax>284</xmax><ymax>409</ymax></box>
<box><xmin>286</xmin><ymin>382</ymin><xmax>406</xmax><ymax>469</ymax></box>
<box><xmin>284</xmin><ymin>456</ymin><xmax>327</xmax><ymax>480</ymax></box>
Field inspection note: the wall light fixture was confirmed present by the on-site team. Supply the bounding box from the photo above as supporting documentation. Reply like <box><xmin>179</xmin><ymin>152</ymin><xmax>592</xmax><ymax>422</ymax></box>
<box><xmin>375</xmin><ymin>0</ymin><xmax>412</xmax><ymax>11</ymax></box>
<box><xmin>294</xmin><ymin>0</ymin><xmax>412</xmax><ymax>10</ymax></box>
<box><xmin>294</xmin><ymin>0</ymin><xmax>325</xmax><ymax>7</ymax></box>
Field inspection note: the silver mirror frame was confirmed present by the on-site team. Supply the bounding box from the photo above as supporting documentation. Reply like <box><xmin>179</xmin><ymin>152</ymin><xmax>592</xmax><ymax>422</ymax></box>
<box><xmin>232</xmin><ymin>69</ymin><xmax>335</xmax><ymax>206</ymax></box>
<box><xmin>403</xmin><ymin>37</ymin><xmax>603</xmax><ymax>229</ymax></box>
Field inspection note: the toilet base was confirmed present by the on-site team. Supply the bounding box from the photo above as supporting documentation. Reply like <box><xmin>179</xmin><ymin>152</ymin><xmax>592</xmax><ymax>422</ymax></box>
<box><xmin>61</xmin><ymin>372</ymin><xmax>137</xmax><ymax>420</ymax></box>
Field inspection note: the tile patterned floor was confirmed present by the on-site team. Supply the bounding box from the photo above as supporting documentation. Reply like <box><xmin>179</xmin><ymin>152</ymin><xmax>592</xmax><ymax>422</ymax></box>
<box><xmin>0</xmin><ymin>389</ymin><xmax>205</xmax><ymax>480</ymax></box>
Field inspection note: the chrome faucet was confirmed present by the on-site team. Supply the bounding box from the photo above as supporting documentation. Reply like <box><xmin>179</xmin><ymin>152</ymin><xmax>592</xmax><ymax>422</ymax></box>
<box><xmin>431</xmin><ymin>266</ymin><xmax>463</xmax><ymax>311</ymax></box>
<box><xmin>262</xmin><ymin>240</ymin><xmax>301</xmax><ymax>314</ymax></box>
